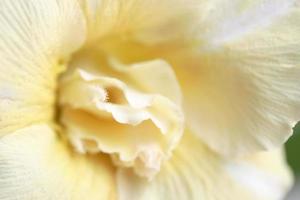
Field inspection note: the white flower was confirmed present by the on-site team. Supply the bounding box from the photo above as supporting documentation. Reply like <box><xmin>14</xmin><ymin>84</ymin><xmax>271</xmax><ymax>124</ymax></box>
<box><xmin>0</xmin><ymin>0</ymin><xmax>299</xmax><ymax>199</ymax></box>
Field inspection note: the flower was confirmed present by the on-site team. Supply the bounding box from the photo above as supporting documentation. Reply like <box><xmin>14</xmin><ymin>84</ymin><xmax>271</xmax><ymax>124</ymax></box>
<box><xmin>0</xmin><ymin>0</ymin><xmax>299</xmax><ymax>199</ymax></box>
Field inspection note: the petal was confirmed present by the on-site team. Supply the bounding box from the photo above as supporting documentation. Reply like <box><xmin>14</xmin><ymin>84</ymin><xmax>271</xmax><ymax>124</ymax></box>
<box><xmin>199</xmin><ymin>0</ymin><xmax>297</xmax><ymax>46</ymax></box>
<box><xmin>75</xmin><ymin>1</ymin><xmax>300</xmax><ymax>156</ymax></box>
<box><xmin>176</xmin><ymin>4</ymin><xmax>300</xmax><ymax>156</ymax></box>
<box><xmin>197</xmin><ymin>0</ymin><xmax>297</xmax><ymax>47</ymax></box>
<box><xmin>0</xmin><ymin>124</ymin><xmax>116</xmax><ymax>200</ymax></box>
<box><xmin>79</xmin><ymin>0</ymin><xmax>199</xmax><ymax>45</ymax></box>
<box><xmin>117</xmin><ymin>131</ymin><xmax>293</xmax><ymax>200</ymax></box>
<box><xmin>0</xmin><ymin>0</ymin><xmax>85</xmax><ymax>135</ymax></box>
<box><xmin>108</xmin><ymin>58</ymin><xmax>182</xmax><ymax>105</ymax></box>
<box><xmin>59</xmin><ymin>62</ymin><xmax>183</xmax><ymax>179</ymax></box>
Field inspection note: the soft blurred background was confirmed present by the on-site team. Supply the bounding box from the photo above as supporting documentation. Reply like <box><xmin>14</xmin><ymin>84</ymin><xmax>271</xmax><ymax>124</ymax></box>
<box><xmin>285</xmin><ymin>123</ymin><xmax>300</xmax><ymax>200</ymax></box>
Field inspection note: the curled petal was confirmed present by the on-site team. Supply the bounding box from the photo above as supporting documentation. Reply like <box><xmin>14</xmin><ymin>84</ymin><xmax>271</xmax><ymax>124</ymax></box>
<box><xmin>117</xmin><ymin>130</ymin><xmax>293</xmax><ymax>200</ymax></box>
<box><xmin>59</xmin><ymin>60</ymin><xmax>183</xmax><ymax>179</ymax></box>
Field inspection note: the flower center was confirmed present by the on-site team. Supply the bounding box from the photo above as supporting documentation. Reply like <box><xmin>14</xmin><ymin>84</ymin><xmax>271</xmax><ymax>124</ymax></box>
<box><xmin>56</xmin><ymin>38</ymin><xmax>184</xmax><ymax>179</ymax></box>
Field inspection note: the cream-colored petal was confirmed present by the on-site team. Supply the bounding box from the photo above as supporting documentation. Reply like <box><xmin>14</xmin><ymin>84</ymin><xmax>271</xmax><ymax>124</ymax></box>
<box><xmin>175</xmin><ymin>4</ymin><xmax>300</xmax><ymax>156</ymax></box>
<box><xmin>80</xmin><ymin>0</ymin><xmax>297</xmax><ymax>46</ymax></box>
<box><xmin>196</xmin><ymin>0</ymin><xmax>296</xmax><ymax>47</ymax></box>
<box><xmin>117</xmin><ymin>131</ymin><xmax>293</xmax><ymax>200</ymax></box>
<box><xmin>79</xmin><ymin>0</ymin><xmax>199</xmax><ymax>45</ymax></box>
<box><xmin>59</xmin><ymin>66</ymin><xmax>183</xmax><ymax>179</ymax></box>
<box><xmin>73</xmin><ymin>1</ymin><xmax>300</xmax><ymax>156</ymax></box>
<box><xmin>0</xmin><ymin>124</ymin><xmax>116</xmax><ymax>200</ymax></box>
<box><xmin>108</xmin><ymin>58</ymin><xmax>182</xmax><ymax>105</ymax></box>
<box><xmin>0</xmin><ymin>0</ymin><xmax>85</xmax><ymax>135</ymax></box>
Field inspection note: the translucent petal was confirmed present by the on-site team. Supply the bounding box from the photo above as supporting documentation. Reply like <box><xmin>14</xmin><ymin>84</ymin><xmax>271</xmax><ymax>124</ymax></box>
<box><xmin>196</xmin><ymin>0</ymin><xmax>297</xmax><ymax>47</ymax></box>
<box><xmin>117</xmin><ymin>131</ymin><xmax>293</xmax><ymax>200</ymax></box>
<box><xmin>59</xmin><ymin>60</ymin><xmax>183</xmax><ymax>179</ymax></box>
<box><xmin>0</xmin><ymin>124</ymin><xmax>116</xmax><ymax>200</ymax></box>
<box><xmin>0</xmin><ymin>0</ymin><xmax>86</xmax><ymax>135</ymax></box>
<box><xmin>178</xmin><ymin>4</ymin><xmax>300</xmax><ymax>156</ymax></box>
